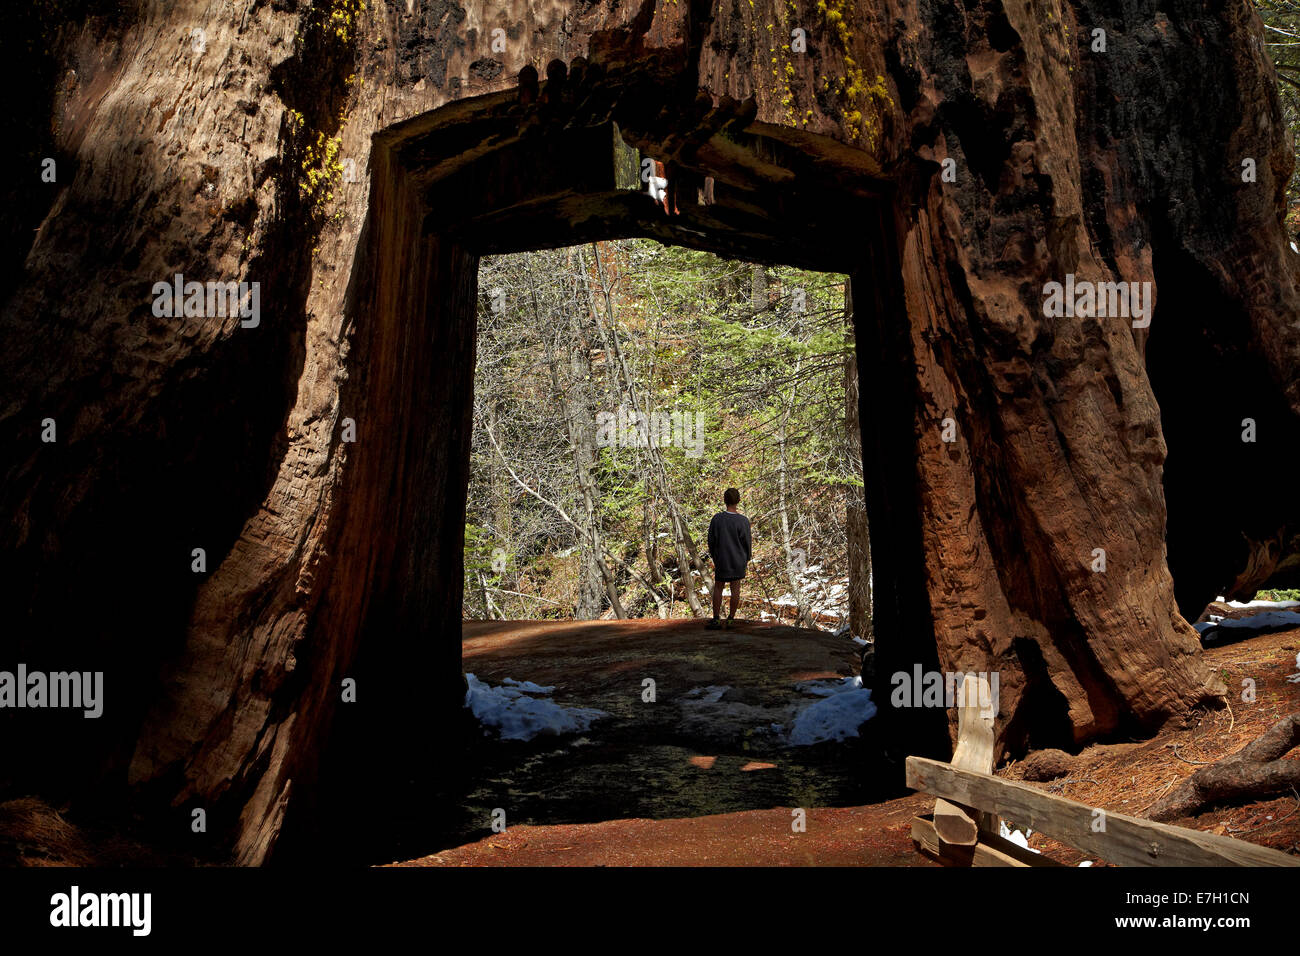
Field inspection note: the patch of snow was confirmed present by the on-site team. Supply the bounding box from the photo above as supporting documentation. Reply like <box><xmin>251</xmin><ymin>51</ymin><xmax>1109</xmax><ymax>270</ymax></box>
<box><xmin>464</xmin><ymin>673</ymin><xmax>608</xmax><ymax>741</ymax></box>
<box><xmin>501</xmin><ymin>677</ymin><xmax>554</xmax><ymax>693</ymax></box>
<box><xmin>1078</xmin><ymin>861</ymin><xmax>1094</xmax><ymax>867</ymax></box>
<box><xmin>1199</xmin><ymin>610</ymin><xmax>1300</xmax><ymax>635</ymax></box>
<box><xmin>1226</xmin><ymin>599</ymin><xmax>1300</xmax><ymax>610</ymax></box>
<box><xmin>794</xmin><ymin>677</ymin><xmax>859</xmax><ymax>698</ymax></box>
<box><xmin>764</xmin><ymin>564</ymin><xmax>857</xmax><ymax>627</ymax></box>
<box><xmin>999</xmin><ymin>821</ymin><xmax>1042</xmax><ymax>854</ymax></box>
<box><xmin>787</xmin><ymin>676</ymin><xmax>877</xmax><ymax>746</ymax></box>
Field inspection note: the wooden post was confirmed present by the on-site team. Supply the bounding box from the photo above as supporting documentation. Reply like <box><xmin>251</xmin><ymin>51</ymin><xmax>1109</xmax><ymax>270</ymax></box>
<box><xmin>932</xmin><ymin>674</ymin><xmax>996</xmax><ymax>846</ymax></box>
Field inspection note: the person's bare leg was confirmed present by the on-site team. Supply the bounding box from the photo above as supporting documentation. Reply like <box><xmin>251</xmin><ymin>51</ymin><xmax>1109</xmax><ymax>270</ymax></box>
<box><xmin>712</xmin><ymin>580</ymin><xmax>724</xmax><ymax>619</ymax></box>
<box><xmin>728</xmin><ymin>582</ymin><xmax>740</xmax><ymax>620</ymax></box>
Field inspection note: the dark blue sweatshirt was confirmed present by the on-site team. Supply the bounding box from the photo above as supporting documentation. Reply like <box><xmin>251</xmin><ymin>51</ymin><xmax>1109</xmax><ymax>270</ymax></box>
<box><xmin>707</xmin><ymin>510</ymin><xmax>752</xmax><ymax>581</ymax></box>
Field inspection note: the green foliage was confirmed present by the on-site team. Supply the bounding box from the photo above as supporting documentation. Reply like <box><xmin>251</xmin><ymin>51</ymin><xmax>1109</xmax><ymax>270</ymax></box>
<box><xmin>1255</xmin><ymin>1</ymin><xmax>1300</xmax><ymax>228</ymax></box>
<box><xmin>465</xmin><ymin>239</ymin><xmax>857</xmax><ymax>621</ymax></box>
<box><xmin>463</xmin><ymin>523</ymin><xmax>501</xmax><ymax>575</ymax></box>
<box><xmin>1254</xmin><ymin>587</ymin><xmax>1300</xmax><ymax>601</ymax></box>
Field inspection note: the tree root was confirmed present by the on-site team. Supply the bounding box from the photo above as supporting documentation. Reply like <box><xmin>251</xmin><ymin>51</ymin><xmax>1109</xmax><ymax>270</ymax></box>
<box><xmin>1148</xmin><ymin>713</ymin><xmax>1300</xmax><ymax>822</ymax></box>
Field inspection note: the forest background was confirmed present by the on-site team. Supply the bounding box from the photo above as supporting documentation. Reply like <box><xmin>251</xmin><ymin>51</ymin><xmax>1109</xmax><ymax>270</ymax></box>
<box><xmin>462</xmin><ymin>2</ymin><xmax>1300</xmax><ymax>630</ymax></box>
<box><xmin>464</xmin><ymin>241</ymin><xmax>873</xmax><ymax>634</ymax></box>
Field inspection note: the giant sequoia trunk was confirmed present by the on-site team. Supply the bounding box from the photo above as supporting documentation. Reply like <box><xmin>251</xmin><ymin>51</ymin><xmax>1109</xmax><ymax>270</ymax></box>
<box><xmin>3</xmin><ymin>0</ymin><xmax>1298</xmax><ymax>863</ymax></box>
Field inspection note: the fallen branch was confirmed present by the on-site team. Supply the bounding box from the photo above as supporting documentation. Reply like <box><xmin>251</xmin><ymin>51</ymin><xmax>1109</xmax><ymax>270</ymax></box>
<box><xmin>484</xmin><ymin>421</ymin><xmax>670</xmax><ymax>616</ymax></box>
<box><xmin>1148</xmin><ymin>713</ymin><xmax>1300</xmax><ymax>822</ymax></box>
<box><xmin>483</xmin><ymin>586</ymin><xmax>563</xmax><ymax>606</ymax></box>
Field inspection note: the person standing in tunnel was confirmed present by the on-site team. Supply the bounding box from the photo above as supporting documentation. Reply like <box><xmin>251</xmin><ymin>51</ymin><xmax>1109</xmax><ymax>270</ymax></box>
<box><xmin>706</xmin><ymin>487</ymin><xmax>751</xmax><ymax>629</ymax></box>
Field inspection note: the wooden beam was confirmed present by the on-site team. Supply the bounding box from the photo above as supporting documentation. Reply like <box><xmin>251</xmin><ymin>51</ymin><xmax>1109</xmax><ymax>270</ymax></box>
<box><xmin>911</xmin><ymin>815</ymin><xmax>1060</xmax><ymax>867</ymax></box>
<box><xmin>907</xmin><ymin>756</ymin><xmax>1300</xmax><ymax>867</ymax></box>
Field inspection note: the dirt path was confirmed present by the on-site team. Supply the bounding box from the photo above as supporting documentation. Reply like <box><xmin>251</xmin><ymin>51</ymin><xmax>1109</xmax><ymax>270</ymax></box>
<box><xmin>390</xmin><ymin>796</ymin><xmax>937</xmax><ymax>866</ymax></box>
<box><xmin>461</xmin><ymin>617</ymin><xmax>860</xmax><ymax>694</ymax></box>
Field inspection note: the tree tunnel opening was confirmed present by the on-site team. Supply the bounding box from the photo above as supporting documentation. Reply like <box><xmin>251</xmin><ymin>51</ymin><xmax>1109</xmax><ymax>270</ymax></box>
<box><xmin>276</xmin><ymin>69</ymin><xmax>953</xmax><ymax>865</ymax></box>
<box><xmin>466</xmin><ymin>240</ymin><xmax>864</xmax><ymax>630</ymax></box>
<box><xmin>444</xmin><ymin>239</ymin><xmax>885</xmax><ymax>854</ymax></box>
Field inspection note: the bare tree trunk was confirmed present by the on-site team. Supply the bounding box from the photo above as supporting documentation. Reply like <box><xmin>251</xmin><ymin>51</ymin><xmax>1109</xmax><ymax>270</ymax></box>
<box><xmin>641</xmin><ymin>477</ymin><xmax>669</xmax><ymax>618</ymax></box>
<box><xmin>478</xmin><ymin>571</ymin><xmax>502</xmax><ymax>620</ymax></box>
<box><xmin>529</xmin><ymin>264</ymin><xmax>625</xmax><ymax>619</ymax></box>
<box><xmin>582</xmin><ymin>242</ymin><xmax>712</xmax><ymax>614</ymax></box>
<box><xmin>845</xmin><ymin>277</ymin><xmax>873</xmax><ymax>640</ymax></box>
<box><xmin>564</xmin><ymin>312</ymin><xmax>607</xmax><ymax>620</ymax></box>
<box><xmin>668</xmin><ymin>511</ymin><xmax>705</xmax><ymax>615</ymax></box>
<box><xmin>484</xmin><ymin>422</ymin><xmax>670</xmax><ymax>618</ymax></box>
<box><xmin>487</xmin><ymin>401</ymin><xmax>515</xmax><ymax>617</ymax></box>
<box><xmin>750</xmin><ymin>263</ymin><xmax>768</xmax><ymax>313</ymax></box>
<box><xmin>777</xmin><ymin>357</ymin><xmax>815</xmax><ymax>628</ymax></box>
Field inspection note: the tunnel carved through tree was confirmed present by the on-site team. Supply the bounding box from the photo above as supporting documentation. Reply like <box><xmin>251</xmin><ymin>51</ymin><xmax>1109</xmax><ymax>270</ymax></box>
<box><xmin>6</xmin><ymin>0</ymin><xmax>1299</xmax><ymax>865</ymax></box>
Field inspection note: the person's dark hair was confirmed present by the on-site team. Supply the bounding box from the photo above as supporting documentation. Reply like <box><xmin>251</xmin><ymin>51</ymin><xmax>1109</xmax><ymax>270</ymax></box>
<box><xmin>724</xmin><ymin>487</ymin><xmax>740</xmax><ymax>507</ymax></box>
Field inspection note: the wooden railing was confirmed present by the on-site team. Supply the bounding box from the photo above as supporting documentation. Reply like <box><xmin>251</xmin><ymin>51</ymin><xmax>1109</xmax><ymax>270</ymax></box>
<box><xmin>906</xmin><ymin>676</ymin><xmax>1300</xmax><ymax>867</ymax></box>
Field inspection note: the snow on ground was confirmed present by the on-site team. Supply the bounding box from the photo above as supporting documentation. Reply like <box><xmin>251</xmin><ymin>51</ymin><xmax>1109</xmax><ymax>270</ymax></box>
<box><xmin>1225</xmin><ymin>598</ymin><xmax>1300</xmax><ymax>610</ymax></box>
<box><xmin>1194</xmin><ymin>599</ymin><xmax>1300</xmax><ymax>640</ymax></box>
<box><xmin>501</xmin><ymin>677</ymin><xmax>555</xmax><ymax>693</ymax></box>
<box><xmin>675</xmin><ymin>679</ymin><xmax>878</xmax><ymax>746</ymax></box>
<box><xmin>1194</xmin><ymin>610</ymin><xmax>1300</xmax><ymax>636</ymax></box>
<box><xmin>785</xmin><ymin>676</ymin><xmax>877</xmax><ymax>746</ymax></box>
<box><xmin>673</xmin><ymin>676</ymin><xmax>876</xmax><ymax>746</ymax></box>
<box><xmin>769</xmin><ymin>565</ymin><xmax>848</xmax><ymax>616</ymax></box>
<box><xmin>999</xmin><ymin>821</ymin><xmax>1093</xmax><ymax>865</ymax></box>
<box><xmin>464</xmin><ymin>673</ymin><xmax>608</xmax><ymax>741</ymax></box>
<box><xmin>750</xmin><ymin>563</ymin><xmax>869</xmax><ymax>633</ymax></box>
<box><xmin>999</xmin><ymin>821</ymin><xmax>1042</xmax><ymax>855</ymax></box>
